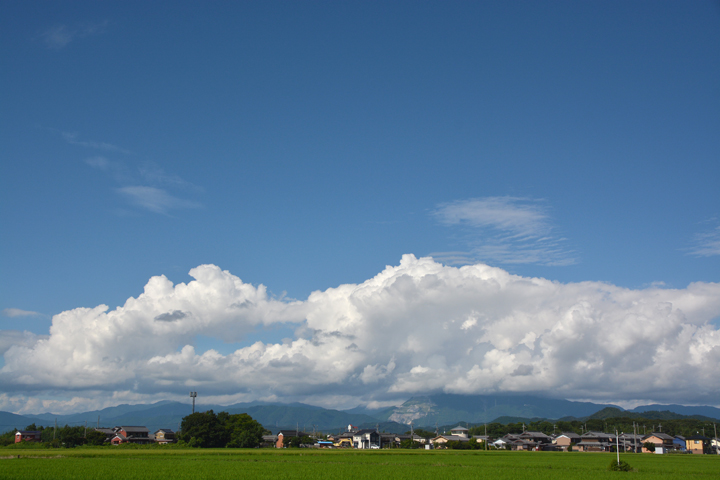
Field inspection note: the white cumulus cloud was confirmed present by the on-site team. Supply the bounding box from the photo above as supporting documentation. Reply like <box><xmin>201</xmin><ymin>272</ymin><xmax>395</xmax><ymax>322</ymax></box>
<box><xmin>1</xmin><ymin>256</ymin><xmax>719</xmax><ymax>410</ymax></box>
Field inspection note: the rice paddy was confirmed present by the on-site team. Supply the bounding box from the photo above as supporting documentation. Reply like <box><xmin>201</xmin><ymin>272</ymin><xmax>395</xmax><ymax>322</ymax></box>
<box><xmin>1</xmin><ymin>448</ymin><xmax>717</xmax><ymax>479</ymax></box>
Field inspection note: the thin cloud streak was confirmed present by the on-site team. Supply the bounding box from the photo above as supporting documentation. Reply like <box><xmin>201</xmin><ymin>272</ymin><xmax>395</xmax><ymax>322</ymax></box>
<box><xmin>2</xmin><ymin>308</ymin><xmax>42</xmax><ymax>318</ymax></box>
<box><xmin>117</xmin><ymin>186</ymin><xmax>201</xmax><ymax>215</ymax></box>
<box><xmin>40</xmin><ymin>21</ymin><xmax>108</xmax><ymax>50</ymax></box>
<box><xmin>688</xmin><ymin>226</ymin><xmax>720</xmax><ymax>257</ymax></box>
<box><xmin>432</xmin><ymin>197</ymin><xmax>575</xmax><ymax>266</ymax></box>
<box><xmin>63</xmin><ymin>132</ymin><xmax>132</xmax><ymax>154</ymax></box>
<box><xmin>435</xmin><ymin>197</ymin><xmax>551</xmax><ymax>238</ymax></box>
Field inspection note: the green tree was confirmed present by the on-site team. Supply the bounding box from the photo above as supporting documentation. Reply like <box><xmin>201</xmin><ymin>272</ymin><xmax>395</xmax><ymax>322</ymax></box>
<box><xmin>284</xmin><ymin>435</ymin><xmax>313</xmax><ymax>448</ymax></box>
<box><xmin>179</xmin><ymin>410</ymin><xmax>266</xmax><ymax>448</ymax></box>
<box><xmin>399</xmin><ymin>439</ymin><xmax>422</xmax><ymax>449</ymax></box>
<box><xmin>86</xmin><ymin>430</ymin><xmax>107</xmax><ymax>446</ymax></box>
<box><xmin>225</xmin><ymin>413</ymin><xmax>266</xmax><ymax>448</ymax></box>
<box><xmin>0</xmin><ymin>429</ymin><xmax>17</xmax><ymax>446</ymax></box>
<box><xmin>179</xmin><ymin>410</ymin><xmax>229</xmax><ymax>448</ymax></box>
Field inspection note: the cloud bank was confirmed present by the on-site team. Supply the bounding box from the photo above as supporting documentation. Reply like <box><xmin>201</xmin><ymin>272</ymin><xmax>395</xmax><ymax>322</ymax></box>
<box><xmin>2</xmin><ymin>256</ymin><xmax>719</xmax><ymax>413</ymax></box>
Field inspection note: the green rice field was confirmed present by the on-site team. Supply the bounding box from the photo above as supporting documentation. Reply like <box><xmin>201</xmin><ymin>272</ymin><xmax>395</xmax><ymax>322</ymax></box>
<box><xmin>0</xmin><ymin>448</ymin><xmax>717</xmax><ymax>479</ymax></box>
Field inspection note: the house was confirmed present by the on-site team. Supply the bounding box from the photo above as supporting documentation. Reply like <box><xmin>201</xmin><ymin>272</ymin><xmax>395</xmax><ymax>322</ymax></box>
<box><xmin>393</xmin><ymin>434</ymin><xmax>426</xmax><ymax>446</ymax></box>
<box><xmin>261</xmin><ymin>434</ymin><xmax>278</xmax><ymax>447</ymax></box>
<box><xmin>449</xmin><ymin>426</ymin><xmax>469</xmax><ymax>438</ymax></box>
<box><xmin>641</xmin><ymin>433</ymin><xmax>675</xmax><ymax>454</ymax></box>
<box><xmin>94</xmin><ymin>428</ymin><xmax>116</xmax><ymax>443</ymax></box>
<box><xmin>110</xmin><ymin>426</ymin><xmax>153</xmax><ymax>445</ymax></box>
<box><xmin>685</xmin><ymin>435</ymin><xmax>711</xmax><ymax>454</ymax></box>
<box><xmin>511</xmin><ymin>439</ymin><xmax>537</xmax><ymax>451</ymax></box>
<box><xmin>617</xmin><ymin>433</ymin><xmax>643</xmax><ymax>453</ymax></box>
<box><xmin>576</xmin><ymin>431</ymin><xmax>614</xmax><ymax>452</ymax></box>
<box><xmin>673</xmin><ymin>435</ymin><xmax>686</xmax><ymax>452</ymax></box>
<box><xmin>352</xmin><ymin>429</ymin><xmax>380</xmax><ymax>449</ymax></box>
<box><xmin>493</xmin><ymin>434</ymin><xmax>518</xmax><ymax>449</ymax></box>
<box><xmin>153</xmin><ymin>429</ymin><xmax>176</xmax><ymax>444</ymax></box>
<box><xmin>431</xmin><ymin>434</ymin><xmax>470</xmax><ymax>448</ymax></box>
<box><xmin>14</xmin><ymin>431</ymin><xmax>42</xmax><ymax>443</ymax></box>
<box><xmin>518</xmin><ymin>431</ymin><xmax>552</xmax><ymax>450</ymax></box>
<box><xmin>553</xmin><ymin>432</ymin><xmax>581</xmax><ymax>451</ymax></box>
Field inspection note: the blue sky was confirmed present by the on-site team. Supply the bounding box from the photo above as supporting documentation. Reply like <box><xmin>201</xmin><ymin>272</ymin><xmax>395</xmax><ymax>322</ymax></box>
<box><xmin>1</xmin><ymin>1</ymin><xmax>719</xmax><ymax>413</ymax></box>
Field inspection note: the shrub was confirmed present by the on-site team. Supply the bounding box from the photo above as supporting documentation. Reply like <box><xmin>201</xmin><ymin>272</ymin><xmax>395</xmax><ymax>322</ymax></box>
<box><xmin>608</xmin><ymin>460</ymin><xmax>633</xmax><ymax>472</ymax></box>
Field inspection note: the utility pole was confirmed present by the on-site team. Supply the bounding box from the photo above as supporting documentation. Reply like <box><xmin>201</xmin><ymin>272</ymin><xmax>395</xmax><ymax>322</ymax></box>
<box><xmin>97</xmin><ymin>416</ymin><xmax>99</xmax><ymax>429</ymax></box>
<box><xmin>84</xmin><ymin>421</ymin><xmax>87</xmax><ymax>438</ymax></box>
<box><xmin>616</xmin><ymin>430</ymin><xmax>620</xmax><ymax>467</ymax></box>
<box><xmin>189</xmin><ymin>392</ymin><xmax>197</xmax><ymax>413</ymax></box>
<box><xmin>485</xmin><ymin>423</ymin><xmax>487</xmax><ymax>451</ymax></box>
<box><xmin>633</xmin><ymin>422</ymin><xmax>637</xmax><ymax>454</ymax></box>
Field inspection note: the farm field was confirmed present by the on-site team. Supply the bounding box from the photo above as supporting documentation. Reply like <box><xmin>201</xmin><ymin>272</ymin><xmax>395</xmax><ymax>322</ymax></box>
<box><xmin>0</xmin><ymin>448</ymin><xmax>718</xmax><ymax>479</ymax></box>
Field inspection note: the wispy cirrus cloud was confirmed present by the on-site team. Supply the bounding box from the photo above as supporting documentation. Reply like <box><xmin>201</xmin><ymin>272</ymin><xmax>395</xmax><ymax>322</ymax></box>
<box><xmin>63</xmin><ymin>132</ymin><xmax>132</xmax><ymax>154</ymax></box>
<box><xmin>70</xmin><ymin>135</ymin><xmax>202</xmax><ymax>215</ymax></box>
<box><xmin>117</xmin><ymin>186</ymin><xmax>201</xmax><ymax>215</ymax></box>
<box><xmin>688</xmin><ymin>225</ymin><xmax>720</xmax><ymax>257</ymax></box>
<box><xmin>2</xmin><ymin>308</ymin><xmax>42</xmax><ymax>318</ymax></box>
<box><xmin>432</xmin><ymin>197</ymin><xmax>575</xmax><ymax>266</ymax></box>
<box><xmin>138</xmin><ymin>162</ymin><xmax>203</xmax><ymax>193</ymax></box>
<box><xmin>40</xmin><ymin>21</ymin><xmax>108</xmax><ymax>50</ymax></box>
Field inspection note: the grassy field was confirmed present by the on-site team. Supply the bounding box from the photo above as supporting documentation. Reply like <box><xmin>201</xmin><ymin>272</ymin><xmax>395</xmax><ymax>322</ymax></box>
<box><xmin>0</xmin><ymin>448</ymin><xmax>718</xmax><ymax>479</ymax></box>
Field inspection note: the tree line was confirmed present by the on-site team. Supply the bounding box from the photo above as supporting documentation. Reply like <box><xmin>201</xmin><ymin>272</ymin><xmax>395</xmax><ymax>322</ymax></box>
<box><xmin>0</xmin><ymin>424</ymin><xmax>106</xmax><ymax>448</ymax></box>
<box><xmin>1</xmin><ymin>411</ymin><xmax>269</xmax><ymax>449</ymax></box>
<box><xmin>465</xmin><ymin>417</ymin><xmax>717</xmax><ymax>437</ymax></box>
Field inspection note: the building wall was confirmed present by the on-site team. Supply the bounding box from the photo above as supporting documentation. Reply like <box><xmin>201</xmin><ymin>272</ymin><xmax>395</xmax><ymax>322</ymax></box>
<box><xmin>686</xmin><ymin>439</ymin><xmax>705</xmax><ymax>454</ymax></box>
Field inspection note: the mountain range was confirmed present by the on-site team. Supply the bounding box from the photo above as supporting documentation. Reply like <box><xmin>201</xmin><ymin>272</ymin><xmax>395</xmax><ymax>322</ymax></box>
<box><xmin>2</xmin><ymin>394</ymin><xmax>718</xmax><ymax>435</ymax></box>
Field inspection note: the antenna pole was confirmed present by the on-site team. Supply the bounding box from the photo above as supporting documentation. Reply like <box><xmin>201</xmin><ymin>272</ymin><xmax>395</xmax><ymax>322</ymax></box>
<box><xmin>189</xmin><ymin>392</ymin><xmax>197</xmax><ymax>413</ymax></box>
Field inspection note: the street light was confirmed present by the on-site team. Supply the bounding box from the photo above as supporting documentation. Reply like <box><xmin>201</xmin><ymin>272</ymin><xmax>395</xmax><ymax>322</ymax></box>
<box><xmin>190</xmin><ymin>392</ymin><xmax>197</xmax><ymax>413</ymax></box>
